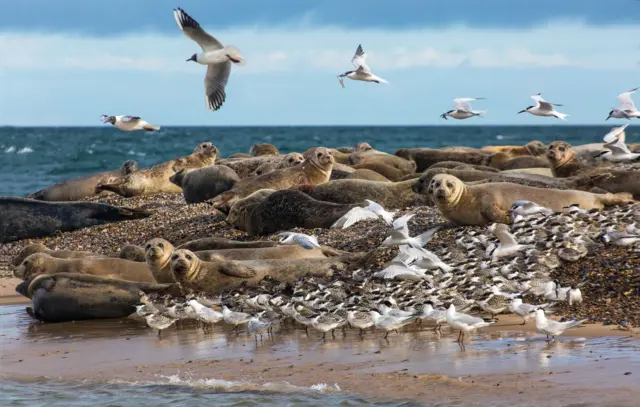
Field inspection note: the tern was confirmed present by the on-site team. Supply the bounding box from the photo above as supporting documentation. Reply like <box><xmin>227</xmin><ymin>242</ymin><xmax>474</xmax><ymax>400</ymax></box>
<box><xmin>440</xmin><ymin>98</ymin><xmax>487</xmax><ymax>120</ymax></box>
<box><xmin>381</xmin><ymin>214</ymin><xmax>440</xmax><ymax>249</ymax></box>
<box><xmin>173</xmin><ymin>8</ymin><xmax>245</xmax><ymax>111</ymax></box>
<box><xmin>100</xmin><ymin>115</ymin><xmax>160</xmax><ymax>132</ymax></box>
<box><xmin>331</xmin><ymin>200</ymin><xmax>395</xmax><ymax>229</ymax></box>
<box><xmin>277</xmin><ymin>232</ymin><xmax>321</xmax><ymax>250</ymax></box>
<box><xmin>518</xmin><ymin>93</ymin><xmax>568</xmax><ymax>120</ymax></box>
<box><xmin>445</xmin><ymin>304</ymin><xmax>495</xmax><ymax>344</ymax></box>
<box><xmin>535</xmin><ymin>309</ymin><xmax>587</xmax><ymax>341</ymax></box>
<box><xmin>606</xmin><ymin>87</ymin><xmax>640</xmax><ymax>120</ymax></box>
<box><xmin>337</xmin><ymin>44</ymin><xmax>388</xmax><ymax>88</ymax></box>
<box><xmin>594</xmin><ymin>125</ymin><xmax>640</xmax><ymax>162</ymax></box>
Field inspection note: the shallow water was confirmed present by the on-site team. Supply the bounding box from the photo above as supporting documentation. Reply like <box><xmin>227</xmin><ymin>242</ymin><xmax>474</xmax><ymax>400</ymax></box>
<box><xmin>0</xmin><ymin>125</ymin><xmax>629</xmax><ymax>196</ymax></box>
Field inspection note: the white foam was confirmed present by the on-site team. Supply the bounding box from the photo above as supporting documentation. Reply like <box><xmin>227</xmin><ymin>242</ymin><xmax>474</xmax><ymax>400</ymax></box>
<box><xmin>4</xmin><ymin>146</ymin><xmax>16</xmax><ymax>153</ymax></box>
<box><xmin>496</xmin><ymin>134</ymin><xmax>504</xmax><ymax>140</ymax></box>
<box><xmin>127</xmin><ymin>150</ymin><xmax>146</xmax><ymax>157</ymax></box>
<box><xmin>17</xmin><ymin>147</ymin><xmax>33</xmax><ymax>154</ymax></box>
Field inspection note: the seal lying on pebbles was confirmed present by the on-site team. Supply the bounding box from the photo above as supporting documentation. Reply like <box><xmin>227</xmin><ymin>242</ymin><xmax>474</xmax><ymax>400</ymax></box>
<box><xmin>11</xmin><ymin>243</ymin><xmax>106</xmax><ymax>268</ymax></box>
<box><xmin>97</xmin><ymin>142</ymin><xmax>218</xmax><ymax>197</ymax></box>
<box><xmin>24</xmin><ymin>273</ymin><xmax>178</xmax><ymax>322</ymax></box>
<box><xmin>177</xmin><ymin>237</ymin><xmax>277</xmax><ymax>251</ymax></box>
<box><xmin>296</xmin><ymin>179</ymin><xmax>428</xmax><ymax>209</ymax></box>
<box><xmin>251</xmin><ymin>153</ymin><xmax>305</xmax><ymax>177</ymax></box>
<box><xmin>427</xmin><ymin>173</ymin><xmax>634</xmax><ymax>225</ymax></box>
<box><xmin>481</xmin><ymin>140</ymin><xmax>547</xmax><ymax>157</ymax></box>
<box><xmin>225</xmin><ymin>189</ymin><xmax>277</xmax><ymax>229</ymax></box>
<box><xmin>347</xmin><ymin>169</ymin><xmax>390</xmax><ymax>182</ymax></box>
<box><xmin>348</xmin><ymin>153</ymin><xmax>417</xmax><ymax>175</ymax></box>
<box><xmin>428</xmin><ymin>161</ymin><xmax>499</xmax><ymax>172</ymax></box>
<box><xmin>170</xmin><ymin>165</ymin><xmax>240</xmax><ymax>204</ymax></box>
<box><xmin>351</xmin><ymin>162</ymin><xmax>404</xmax><ymax>181</ymax></box>
<box><xmin>547</xmin><ymin>141</ymin><xmax>640</xmax><ymax>199</ymax></box>
<box><xmin>393</xmin><ymin>148</ymin><xmax>491</xmax><ymax>172</ymax></box>
<box><xmin>250</xmin><ymin>143</ymin><xmax>279</xmax><ymax>156</ymax></box>
<box><xmin>244</xmin><ymin>190</ymin><xmax>361</xmax><ymax>235</ymax></box>
<box><xmin>219</xmin><ymin>156</ymin><xmax>280</xmax><ymax>179</ymax></box>
<box><xmin>27</xmin><ymin>160</ymin><xmax>139</xmax><ymax>202</ymax></box>
<box><xmin>485</xmin><ymin>153</ymin><xmax>550</xmax><ymax>170</ymax></box>
<box><xmin>169</xmin><ymin>249</ymin><xmax>368</xmax><ymax>293</ymax></box>
<box><xmin>211</xmin><ymin>147</ymin><xmax>334</xmax><ymax>211</ymax></box>
<box><xmin>14</xmin><ymin>253</ymin><xmax>156</xmax><ymax>283</ymax></box>
<box><xmin>0</xmin><ymin>197</ymin><xmax>152</xmax><ymax>243</ymax></box>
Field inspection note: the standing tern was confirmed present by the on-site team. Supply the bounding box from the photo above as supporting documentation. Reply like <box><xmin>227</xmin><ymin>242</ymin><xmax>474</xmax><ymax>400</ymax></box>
<box><xmin>440</xmin><ymin>98</ymin><xmax>487</xmax><ymax>120</ymax></box>
<box><xmin>535</xmin><ymin>309</ymin><xmax>587</xmax><ymax>341</ymax></box>
<box><xmin>518</xmin><ymin>93</ymin><xmax>568</xmax><ymax>120</ymax></box>
<box><xmin>173</xmin><ymin>8</ymin><xmax>245</xmax><ymax>111</ymax></box>
<box><xmin>100</xmin><ymin>115</ymin><xmax>160</xmax><ymax>132</ymax></box>
<box><xmin>337</xmin><ymin>45</ymin><xmax>388</xmax><ymax>88</ymax></box>
<box><xmin>606</xmin><ymin>87</ymin><xmax>640</xmax><ymax>120</ymax></box>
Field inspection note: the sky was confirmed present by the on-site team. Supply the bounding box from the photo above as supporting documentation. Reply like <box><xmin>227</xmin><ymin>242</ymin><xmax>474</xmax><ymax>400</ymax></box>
<box><xmin>1</xmin><ymin>0</ymin><xmax>639</xmax><ymax>126</ymax></box>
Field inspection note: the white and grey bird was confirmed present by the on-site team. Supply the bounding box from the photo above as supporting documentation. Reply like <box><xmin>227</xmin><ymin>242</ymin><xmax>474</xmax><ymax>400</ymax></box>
<box><xmin>368</xmin><ymin>310</ymin><xmax>418</xmax><ymax>340</ymax></box>
<box><xmin>187</xmin><ymin>299</ymin><xmax>223</xmax><ymax>324</ymax></box>
<box><xmin>277</xmin><ymin>232</ymin><xmax>321</xmax><ymax>250</ymax></box>
<box><xmin>518</xmin><ymin>93</ymin><xmax>568</xmax><ymax>120</ymax></box>
<box><xmin>510</xmin><ymin>200</ymin><xmax>554</xmax><ymax>221</ymax></box>
<box><xmin>445</xmin><ymin>304</ymin><xmax>495</xmax><ymax>343</ymax></box>
<box><xmin>337</xmin><ymin>44</ymin><xmax>388</xmax><ymax>87</ymax></box>
<box><xmin>173</xmin><ymin>7</ymin><xmax>245</xmax><ymax>111</ymax></box>
<box><xmin>509</xmin><ymin>297</ymin><xmax>551</xmax><ymax>325</ymax></box>
<box><xmin>600</xmin><ymin>229</ymin><xmax>640</xmax><ymax>246</ymax></box>
<box><xmin>535</xmin><ymin>309</ymin><xmax>587</xmax><ymax>341</ymax></box>
<box><xmin>487</xmin><ymin>223</ymin><xmax>532</xmax><ymax>262</ymax></box>
<box><xmin>606</xmin><ymin>87</ymin><xmax>640</xmax><ymax>120</ymax></box>
<box><xmin>347</xmin><ymin>310</ymin><xmax>375</xmax><ymax>335</ymax></box>
<box><xmin>397</xmin><ymin>245</ymin><xmax>453</xmax><ymax>272</ymax></box>
<box><xmin>144</xmin><ymin>313</ymin><xmax>178</xmax><ymax>337</ymax></box>
<box><xmin>417</xmin><ymin>302</ymin><xmax>447</xmax><ymax>333</ymax></box>
<box><xmin>373</xmin><ymin>261</ymin><xmax>427</xmax><ymax>281</ymax></box>
<box><xmin>595</xmin><ymin>125</ymin><xmax>640</xmax><ymax>162</ymax></box>
<box><xmin>331</xmin><ymin>200</ymin><xmax>395</xmax><ymax>229</ymax></box>
<box><xmin>248</xmin><ymin>315</ymin><xmax>273</xmax><ymax>342</ymax></box>
<box><xmin>382</xmin><ymin>215</ymin><xmax>440</xmax><ymax>249</ymax></box>
<box><xmin>441</xmin><ymin>98</ymin><xmax>487</xmax><ymax>120</ymax></box>
<box><xmin>222</xmin><ymin>306</ymin><xmax>251</xmax><ymax>331</ymax></box>
<box><xmin>567</xmin><ymin>285</ymin><xmax>583</xmax><ymax>306</ymax></box>
<box><xmin>100</xmin><ymin>115</ymin><xmax>160</xmax><ymax>132</ymax></box>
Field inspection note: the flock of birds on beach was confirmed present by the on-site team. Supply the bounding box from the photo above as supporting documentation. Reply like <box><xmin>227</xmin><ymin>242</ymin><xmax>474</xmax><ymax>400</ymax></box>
<box><xmin>96</xmin><ymin>7</ymin><xmax>640</xmax><ymax>131</ymax></box>
<box><xmin>134</xmin><ymin>194</ymin><xmax>639</xmax><ymax>347</ymax></box>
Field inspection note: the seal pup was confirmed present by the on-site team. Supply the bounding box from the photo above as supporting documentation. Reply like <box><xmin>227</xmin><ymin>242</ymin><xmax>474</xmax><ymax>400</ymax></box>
<box><xmin>170</xmin><ymin>165</ymin><xmax>240</xmax><ymax>204</ymax></box>
<box><xmin>250</xmin><ymin>143</ymin><xmax>280</xmax><ymax>156</ymax></box>
<box><xmin>97</xmin><ymin>142</ymin><xmax>218</xmax><ymax>197</ymax></box>
<box><xmin>428</xmin><ymin>173</ymin><xmax>634</xmax><ymax>225</ymax></box>
<box><xmin>296</xmin><ymin>178</ymin><xmax>428</xmax><ymax>209</ymax></box>
<box><xmin>177</xmin><ymin>237</ymin><xmax>277</xmax><ymax>251</ymax></box>
<box><xmin>0</xmin><ymin>197</ymin><xmax>152</xmax><ymax>243</ymax></box>
<box><xmin>211</xmin><ymin>147</ymin><xmax>334</xmax><ymax>211</ymax></box>
<box><xmin>14</xmin><ymin>253</ymin><xmax>156</xmax><ymax>283</ymax></box>
<box><xmin>11</xmin><ymin>243</ymin><xmax>106</xmax><ymax>268</ymax></box>
<box><xmin>169</xmin><ymin>249</ymin><xmax>366</xmax><ymax>293</ymax></box>
<box><xmin>25</xmin><ymin>273</ymin><xmax>178</xmax><ymax>322</ymax></box>
<box><xmin>394</xmin><ymin>148</ymin><xmax>492</xmax><ymax>172</ymax></box>
<box><xmin>28</xmin><ymin>160</ymin><xmax>139</xmax><ymax>202</ymax></box>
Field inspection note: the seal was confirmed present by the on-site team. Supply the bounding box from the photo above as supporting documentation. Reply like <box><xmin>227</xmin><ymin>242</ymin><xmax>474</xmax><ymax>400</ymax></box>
<box><xmin>250</xmin><ymin>143</ymin><xmax>280</xmax><ymax>156</ymax></box>
<box><xmin>211</xmin><ymin>147</ymin><xmax>334</xmax><ymax>211</ymax></box>
<box><xmin>0</xmin><ymin>197</ymin><xmax>152</xmax><ymax>243</ymax></box>
<box><xmin>394</xmin><ymin>148</ymin><xmax>492</xmax><ymax>172</ymax></box>
<box><xmin>169</xmin><ymin>249</ymin><xmax>368</xmax><ymax>293</ymax></box>
<box><xmin>177</xmin><ymin>237</ymin><xmax>277</xmax><ymax>251</ymax></box>
<box><xmin>14</xmin><ymin>252</ymin><xmax>156</xmax><ymax>283</ymax></box>
<box><xmin>347</xmin><ymin>169</ymin><xmax>390</xmax><ymax>182</ymax></box>
<box><xmin>351</xmin><ymin>162</ymin><xmax>404</xmax><ymax>181</ymax></box>
<box><xmin>428</xmin><ymin>161</ymin><xmax>499</xmax><ymax>172</ymax></box>
<box><xmin>485</xmin><ymin>153</ymin><xmax>550</xmax><ymax>170</ymax></box>
<box><xmin>170</xmin><ymin>165</ymin><xmax>240</xmax><ymax>204</ymax></box>
<box><xmin>25</xmin><ymin>273</ymin><xmax>179</xmax><ymax>322</ymax></box>
<box><xmin>225</xmin><ymin>189</ymin><xmax>276</xmax><ymax>230</ymax></box>
<box><xmin>547</xmin><ymin>141</ymin><xmax>640</xmax><ymax>199</ymax></box>
<box><xmin>144</xmin><ymin>238</ymin><xmax>179</xmax><ymax>283</ymax></box>
<box><xmin>296</xmin><ymin>178</ymin><xmax>428</xmax><ymax>209</ymax></box>
<box><xmin>226</xmin><ymin>153</ymin><xmax>253</xmax><ymax>159</ymax></box>
<box><xmin>243</xmin><ymin>190</ymin><xmax>360</xmax><ymax>235</ymax></box>
<box><xmin>251</xmin><ymin>153</ymin><xmax>305</xmax><ymax>177</ymax></box>
<box><xmin>96</xmin><ymin>142</ymin><xmax>218</xmax><ymax>197</ymax></box>
<box><xmin>27</xmin><ymin>160</ymin><xmax>139</xmax><ymax>202</ymax></box>
<box><xmin>119</xmin><ymin>244</ymin><xmax>147</xmax><ymax>262</ymax></box>
<box><xmin>219</xmin><ymin>156</ymin><xmax>280</xmax><ymax>179</ymax></box>
<box><xmin>481</xmin><ymin>141</ymin><xmax>547</xmax><ymax>157</ymax></box>
<box><xmin>427</xmin><ymin>173</ymin><xmax>634</xmax><ymax>225</ymax></box>
<box><xmin>348</xmin><ymin>153</ymin><xmax>417</xmax><ymax>175</ymax></box>
<box><xmin>11</xmin><ymin>243</ymin><xmax>106</xmax><ymax>268</ymax></box>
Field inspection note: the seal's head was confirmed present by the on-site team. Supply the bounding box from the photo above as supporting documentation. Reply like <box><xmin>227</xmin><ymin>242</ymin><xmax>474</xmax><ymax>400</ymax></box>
<box><xmin>309</xmin><ymin>147</ymin><xmax>335</xmax><ymax>170</ymax></box>
<box><xmin>281</xmin><ymin>152</ymin><xmax>304</xmax><ymax>168</ymax></box>
<box><xmin>169</xmin><ymin>168</ymin><xmax>192</xmax><ymax>187</ymax></box>
<box><xmin>14</xmin><ymin>253</ymin><xmax>52</xmax><ymax>280</ymax></box>
<box><xmin>524</xmin><ymin>140</ymin><xmax>547</xmax><ymax>156</ymax></box>
<box><xmin>121</xmin><ymin>160</ymin><xmax>139</xmax><ymax>175</ymax></box>
<box><xmin>144</xmin><ymin>238</ymin><xmax>175</xmax><ymax>267</ymax></box>
<box><xmin>12</xmin><ymin>243</ymin><xmax>49</xmax><ymax>267</ymax></box>
<box><xmin>170</xmin><ymin>249</ymin><xmax>201</xmax><ymax>281</ymax></box>
<box><xmin>430</xmin><ymin>174</ymin><xmax>465</xmax><ymax>207</ymax></box>
<box><xmin>194</xmin><ymin>142</ymin><xmax>218</xmax><ymax>157</ymax></box>
<box><xmin>411</xmin><ymin>168</ymin><xmax>449</xmax><ymax>195</ymax></box>
<box><xmin>546</xmin><ymin>141</ymin><xmax>574</xmax><ymax>168</ymax></box>
<box><xmin>250</xmin><ymin>143</ymin><xmax>279</xmax><ymax>157</ymax></box>
<box><xmin>354</xmin><ymin>142</ymin><xmax>373</xmax><ymax>152</ymax></box>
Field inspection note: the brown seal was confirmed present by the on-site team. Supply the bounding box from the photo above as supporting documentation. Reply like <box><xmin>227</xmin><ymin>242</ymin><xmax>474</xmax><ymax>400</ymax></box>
<box><xmin>219</xmin><ymin>156</ymin><xmax>280</xmax><ymax>179</ymax></box>
<box><xmin>296</xmin><ymin>178</ymin><xmax>428</xmax><ymax>209</ymax></box>
<box><xmin>225</xmin><ymin>189</ymin><xmax>276</xmax><ymax>229</ymax></box>
<box><xmin>11</xmin><ymin>243</ymin><xmax>106</xmax><ymax>268</ymax></box>
<box><xmin>169</xmin><ymin>249</ymin><xmax>367</xmax><ymax>293</ymax></box>
<box><xmin>27</xmin><ymin>160</ymin><xmax>139</xmax><ymax>201</ymax></box>
<box><xmin>485</xmin><ymin>153</ymin><xmax>550</xmax><ymax>170</ymax></box>
<box><xmin>24</xmin><ymin>273</ymin><xmax>178</xmax><ymax>322</ymax></box>
<box><xmin>393</xmin><ymin>148</ymin><xmax>492</xmax><ymax>172</ymax></box>
<box><xmin>226</xmin><ymin>153</ymin><xmax>253</xmax><ymax>159</ymax></box>
<box><xmin>251</xmin><ymin>153</ymin><xmax>304</xmax><ymax>177</ymax></box>
<box><xmin>244</xmin><ymin>190</ymin><xmax>360</xmax><ymax>235</ymax></box>
<box><xmin>250</xmin><ymin>143</ymin><xmax>280</xmax><ymax>156</ymax></box>
<box><xmin>14</xmin><ymin>253</ymin><xmax>156</xmax><ymax>283</ymax></box>
<box><xmin>481</xmin><ymin>140</ymin><xmax>547</xmax><ymax>157</ymax></box>
<box><xmin>144</xmin><ymin>238</ymin><xmax>178</xmax><ymax>283</ymax></box>
<box><xmin>546</xmin><ymin>141</ymin><xmax>590</xmax><ymax>178</ymax></box>
<box><xmin>177</xmin><ymin>237</ymin><xmax>277</xmax><ymax>251</ymax></box>
<box><xmin>428</xmin><ymin>173</ymin><xmax>634</xmax><ymax>225</ymax></box>
<box><xmin>119</xmin><ymin>244</ymin><xmax>147</xmax><ymax>262</ymax></box>
<box><xmin>170</xmin><ymin>165</ymin><xmax>240</xmax><ymax>204</ymax></box>
<box><xmin>348</xmin><ymin>153</ymin><xmax>416</xmax><ymax>175</ymax></box>
<box><xmin>347</xmin><ymin>169</ymin><xmax>391</xmax><ymax>182</ymax></box>
<box><xmin>428</xmin><ymin>161</ymin><xmax>499</xmax><ymax>172</ymax></box>
<box><xmin>351</xmin><ymin>162</ymin><xmax>404</xmax><ymax>181</ymax></box>
<box><xmin>96</xmin><ymin>142</ymin><xmax>218</xmax><ymax>197</ymax></box>
<box><xmin>211</xmin><ymin>147</ymin><xmax>334</xmax><ymax>211</ymax></box>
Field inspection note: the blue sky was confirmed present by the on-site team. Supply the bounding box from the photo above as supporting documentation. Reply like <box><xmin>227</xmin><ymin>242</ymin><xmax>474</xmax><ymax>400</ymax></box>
<box><xmin>1</xmin><ymin>0</ymin><xmax>639</xmax><ymax>126</ymax></box>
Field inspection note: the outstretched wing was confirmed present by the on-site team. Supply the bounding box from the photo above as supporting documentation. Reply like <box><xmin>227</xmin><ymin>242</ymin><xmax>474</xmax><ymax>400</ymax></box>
<box><xmin>616</xmin><ymin>87</ymin><xmax>638</xmax><ymax>112</ymax></box>
<box><xmin>351</xmin><ymin>44</ymin><xmax>370</xmax><ymax>73</ymax></box>
<box><xmin>602</xmin><ymin>124</ymin><xmax>629</xmax><ymax>144</ymax></box>
<box><xmin>453</xmin><ymin>98</ymin><xmax>483</xmax><ymax>112</ymax></box>
<box><xmin>173</xmin><ymin>8</ymin><xmax>223</xmax><ymax>51</ymax></box>
<box><xmin>604</xmin><ymin>137</ymin><xmax>632</xmax><ymax>155</ymax></box>
<box><xmin>204</xmin><ymin>61</ymin><xmax>231</xmax><ymax>111</ymax></box>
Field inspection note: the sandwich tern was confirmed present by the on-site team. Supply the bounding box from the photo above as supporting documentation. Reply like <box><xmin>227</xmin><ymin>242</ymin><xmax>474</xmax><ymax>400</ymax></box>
<box><xmin>337</xmin><ymin>45</ymin><xmax>388</xmax><ymax>87</ymax></box>
<box><xmin>606</xmin><ymin>87</ymin><xmax>640</xmax><ymax>120</ymax></box>
<box><xmin>518</xmin><ymin>93</ymin><xmax>568</xmax><ymax>120</ymax></box>
<box><xmin>441</xmin><ymin>98</ymin><xmax>487</xmax><ymax>120</ymax></box>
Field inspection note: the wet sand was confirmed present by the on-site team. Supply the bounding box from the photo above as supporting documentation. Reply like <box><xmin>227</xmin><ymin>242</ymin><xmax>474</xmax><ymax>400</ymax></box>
<box><xmin>0</xmin><ymin>278</ymin><xmax>27</xmax><ymax>305</ymax></box>
<box><xmin>1</xmin><ymin>304</ymin><xmax>638</xmax><ymax>407</ymax></box>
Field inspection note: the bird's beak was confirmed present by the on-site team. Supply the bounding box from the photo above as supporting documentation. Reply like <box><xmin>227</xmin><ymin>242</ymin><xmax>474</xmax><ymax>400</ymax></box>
<box><xmin>440</xmin><ymin>114</ymin><xmax>447</xmax><ymax>120</ymax></box>
<box><xmin>517</xmin><ymin>110</ymin><xmax>526</xmax><ymax>114</ymax></box>
<box><xmin>186</xmin><ymin>55</ymin><xmax>197</xmax><ymax>62</ymax></box>
<box><xmin>605</xmin><ymin>116</ymin><xmax>611</xmax><ymax>121</ymax></box>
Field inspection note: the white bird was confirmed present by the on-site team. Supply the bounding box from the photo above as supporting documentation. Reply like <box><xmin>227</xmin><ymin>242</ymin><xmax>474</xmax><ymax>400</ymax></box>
<box><xmin>600</xmin><ymin>230</ymin><xmax>640</xmax><ymax>246</ymax></box>
<box><xmin>510</xmin><ymin>200</ymin><xmax>554</xmax><ymax>221</ymax></box>
<box><xmin>441</xmin><ymin>98</ymin><xmax>487</xmax><ymax>120</ymax></box>
<box><xmin>222</xmin><ymin>306</ymin><xmax>251</xmax><ymax>332</ymax></box>
<box><xmin>337</xmin><ymin>44</ymin><xmax>388</xmax><ymax>87</ymax></box>
<box><xmin>417</xmin><ymin>301</ymin><xmax>447</xmax><ymax>333</ymax></box>
<box><xmin>595</xmin><ymin>127</ymin><xmax>640</xmax><ymax>162</ymax></box>
<box><xmin>144</xmin><ymin>313</ymin><xmax>177</xmax><ymax>337</ymax></box>
<box><xmin>562</xmin><ymin>204</ymin><xmax>589</xmax><ymax>215</ymax></box>
<box><xmin>568</xmin><ymin>285</ymin><xmax>583</xmax><ymax>307</ymax></box>
<box><xmin>602</xmin><ymin>123</ymin><xmax>630</xmax><ymax>143</ymax></box>
<box><xmin>397</xmin><ymin>245</ymin><xmax>453</xmax><ymax>272</ymax></box>
<box><xmin>509</xmin><ymin>298</ymin><xmax>551</xmax><ymax>325</ymax></box>
<box><xmin>373</xmin><ymin>262</ymin><xmax>427</xmax><ymax>281</ymax></box>
<box><xmin>445</xmin><ymin>304</ymin><xmax>495</xmax><ymax>343</ymax></box>
<box><xmin>543</xmin><ymin>281</ymin><xmax>570</xmax><ymax>302</ymax></box>
<box><xmin>187</xmin><ymin>299</ymin><xmax>223</xmax><ymax>325</ymax></box>
<box><xmin>535</xmin><ymin>309</ymin><xmax>587</xmax><ymax>341</ymax></box>
<box><xmin>311</xmin><ymin>313</ymin><xmax>346</xmax><ymax>339</ymax></box>
<box><xmin>487</xmin><ymin>223</ymin><xmax>532</xmax><ymax>262</ymax></box>
<box><xmin>100</xmin><ymin>115</ymin><xmax>160</xmax><ymax>132</ymax></box>
<box><xmin>277</xmin><ymin>232</ymin><xmax>321</xmax><ymax>250</ymax></box>
<box><xmin>382</xmin><ymin>215</ymin><xmax>440</xmax><ymax>249</ymax></box>
<box><xmin>368</xmin><ymin>310</ymin><xmax>418</xmax><ymax>340</ymax></box>
<box><xmin>331</xmin><ymin>200</ymin><xmax>395</xmax><ymax>229</ymax></box>
<box><xmin>518</xmin><ymin>93</ymin><xmax>568</xmax><ymax>120</ymax></box>
<box><xmin>606</xmin><ymin>87</ymin><xmax>640</xmax><ymax>120</ymax></box>
<box><xmin>346</xmin><ymin>310</ymin><xmax>375</xmax><ymax>335</ymax></box>
<box><xmin>248</xmin><ymin>315</ymin><xmax>273</xmax><ymax>342</ymax></box>
<box><xmin>173</xmin><ymin>8</ymin><xmax>245</xmax><ymax>111</ymax></box>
